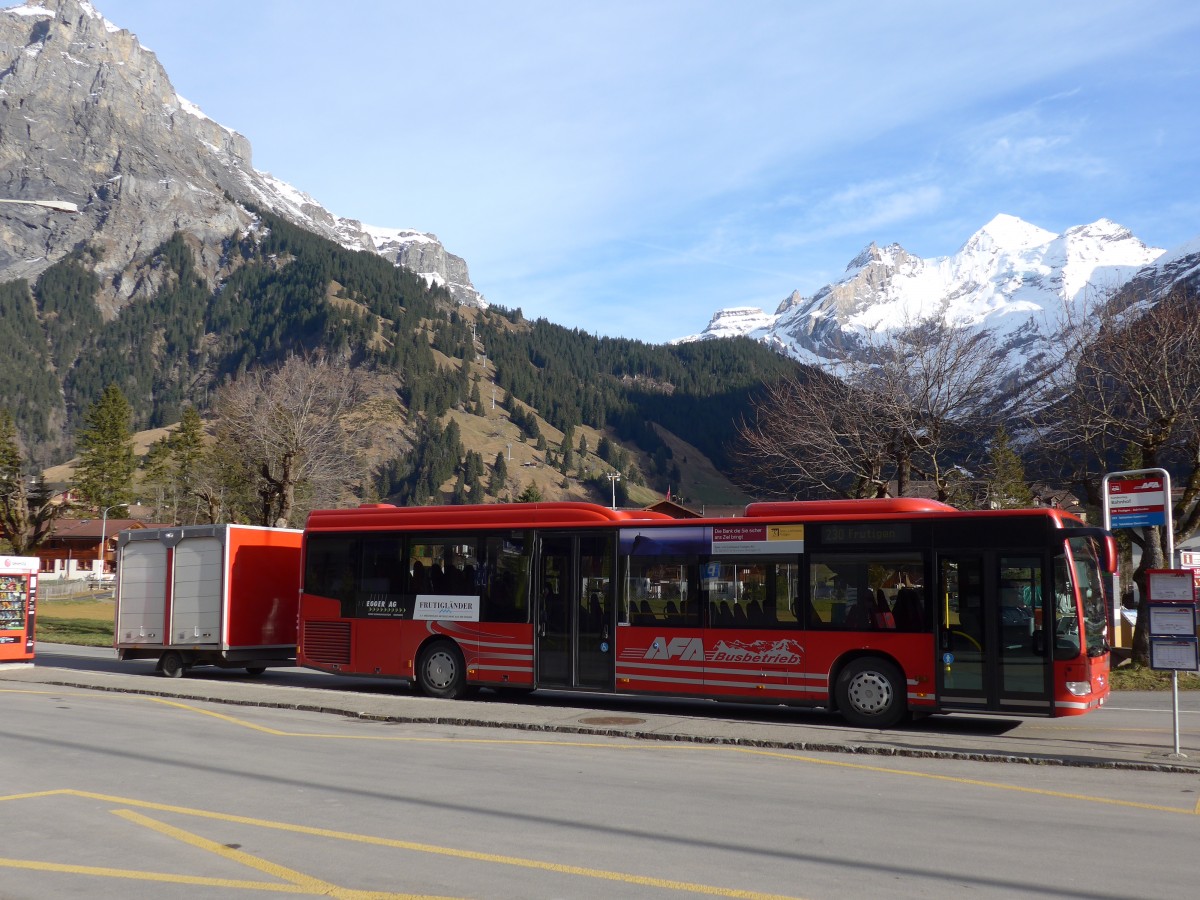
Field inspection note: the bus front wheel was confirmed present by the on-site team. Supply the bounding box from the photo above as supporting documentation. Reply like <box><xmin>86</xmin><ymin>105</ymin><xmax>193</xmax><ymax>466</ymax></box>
<box><xmin>835</xmin><ymin>657</ymin><xmax>906</xmax><ymax>728</ymax></box>
<box><xmin>416</xmin><ymin>641</ymin><xmax>467</xmax><ymax>699</ymax></box>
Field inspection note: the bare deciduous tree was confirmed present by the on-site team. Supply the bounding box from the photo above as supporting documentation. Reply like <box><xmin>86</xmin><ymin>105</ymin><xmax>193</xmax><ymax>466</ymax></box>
<box><xmin>734</xmin><ymin>321</ymin><xmax>1013</xmax><ymax>501</ymax></box>
<box><xmin>1030</xmin><ymin>286</ymin><xmax>1200</xmax><ymax>662</ymax></box>
<box><xmin>212</xmin><ymin>356</ymin><xmax>372</xmax><ymax>527</ymax></box>
<box><xmin>734</xmin><ymin>368</ymin><xmax>891</xmax><ymax>499</ymax></box>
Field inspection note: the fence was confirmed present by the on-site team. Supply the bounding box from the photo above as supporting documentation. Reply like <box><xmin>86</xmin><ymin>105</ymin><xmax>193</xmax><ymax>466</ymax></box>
<box><xmin>37</xmin><ymin>579</ymin><xmax>114</xmax><ymax>600</ymax></box>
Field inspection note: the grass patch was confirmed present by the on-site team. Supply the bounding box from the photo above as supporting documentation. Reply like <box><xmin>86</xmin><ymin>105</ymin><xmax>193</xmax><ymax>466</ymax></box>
<box><xmin>35</xmin><ymin>616</ymin><xmax>113</xmax><ymax>647</ymax></box>
<box><xmin>40</xmin><ymin>599</ymin><xmax>115</xmax><ymax>621</ymax></box>
<box><xmin>36</xmin><ymin>598</ymin><xmax>115</xmax><ymax>646</ymax></box>
<box><xmin>1110</xmin><ymin>664</ymin><xmax>1200</xmax><ymax>691</ymax></box>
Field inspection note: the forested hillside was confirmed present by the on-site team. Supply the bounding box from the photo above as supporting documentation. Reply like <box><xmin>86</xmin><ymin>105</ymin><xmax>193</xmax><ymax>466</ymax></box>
<box><xmin>1</xmin><ymin>208</ymin><xmax>798</xmax><ymax>507</ymax></box>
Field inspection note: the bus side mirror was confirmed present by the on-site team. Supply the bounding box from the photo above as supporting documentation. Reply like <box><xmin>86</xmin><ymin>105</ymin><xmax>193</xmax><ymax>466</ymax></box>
<box><xmin>1101</xmin><ymin>535</ymin><xmax>1118</xmax><ymax>575</ymax></box>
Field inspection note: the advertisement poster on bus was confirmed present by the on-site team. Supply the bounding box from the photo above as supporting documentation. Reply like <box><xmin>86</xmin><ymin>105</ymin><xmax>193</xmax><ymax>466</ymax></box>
<box><xmin>1107</xmin><ymin>476</ymin><xmax>1168</xmax><ymax>528</ymax></box>
<box><xmin>711</xmin><ymin>524</ymin><xmax>804</xmax><ymax>555</ymax></box>
<box><xmin>413</xmin><ymin>595</ymin><xmax>481</xmax><ymax>621</ymax></box>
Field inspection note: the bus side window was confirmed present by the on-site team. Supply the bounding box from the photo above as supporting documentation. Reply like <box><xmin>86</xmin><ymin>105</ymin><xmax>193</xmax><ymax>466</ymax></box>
<box><xmin>303</xmin><ymin>534</ymin><xmax>360</xmax><ymax>608</ymax></box>
<box><xmin>478</xmin><ymin>534</ymin><xmax>531</xmax><ymax>624</ymax></box>
<box><xmin>809</xmin><ymin>555</ymin><xmax>924</xmax><ymax>632</ymax></box>
<box><xmin>892</xmin><ymin>585</ymin><xmax>924</xmax><ymax>631</ymax></box>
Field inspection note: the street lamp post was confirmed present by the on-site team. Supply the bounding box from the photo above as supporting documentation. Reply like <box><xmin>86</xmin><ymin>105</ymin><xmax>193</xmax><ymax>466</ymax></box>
<box><xmin>607</xmin><ymin>472</ymin><xmax>621</xmax><ymax>509</ymax></box>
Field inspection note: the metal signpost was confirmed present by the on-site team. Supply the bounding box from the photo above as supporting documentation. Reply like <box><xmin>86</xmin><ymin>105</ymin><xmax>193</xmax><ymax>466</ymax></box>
<box><xmin>1102</xmin><ymin>469</ymin><xmax>1172</xmax><ymax>639</ymax></box>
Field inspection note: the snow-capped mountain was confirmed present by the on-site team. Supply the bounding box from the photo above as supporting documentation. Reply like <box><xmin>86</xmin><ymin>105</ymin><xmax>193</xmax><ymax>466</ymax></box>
<box><xmin>0</xmin><ymin>0</ymin><xmax>484</xmax><ymax>310</ymax></box>
<box><xmin>675</xmin><ymin>306</ymin><xmax>778</xmax><ymax>342</ymax></box>
<box><xmin>677</xmin><ymin>214</ymin><xmax>1175</xmax><ymax>373</ymax></box>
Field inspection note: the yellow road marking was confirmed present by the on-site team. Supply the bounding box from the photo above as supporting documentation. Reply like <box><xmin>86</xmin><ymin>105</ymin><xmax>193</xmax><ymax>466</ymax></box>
<box><xmin>145</xmin><ymin>696</ymin><xmax>661</xmax><ymax>746</ymax></box>
<box><xmin>113</xmin><ymin>809</ymin><xmax>351</xmax><ymax>896</ymax></box>
<box><xmin>0</xmin><ymin>857</ymin><xmax>314</xmax><ymax>892</ymax></box>
<box><xmin>1</xmin><ymin>790</ymin><xmax>799</xmax><ymax>899</ymax></box>
<box><xmin>722</xmin><ymin>747</ymin><xmax>1200</xmax><ymax>815</ymax></box>
<box><xmin>13</xmin><ymin>687</ymin><xmax>1200</xmax><ymax>816</ymax></box>
<box><xmin>139</xmin><ymin>697</ymin><xmax>1200</xmax><ymax>816</ymax></box>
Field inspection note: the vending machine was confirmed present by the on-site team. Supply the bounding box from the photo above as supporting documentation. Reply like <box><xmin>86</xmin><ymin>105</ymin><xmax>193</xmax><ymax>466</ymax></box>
<box><xmin>0</xmin><ymin>556</ymin><xmax>40</xmax><ymax>662</ymax></box>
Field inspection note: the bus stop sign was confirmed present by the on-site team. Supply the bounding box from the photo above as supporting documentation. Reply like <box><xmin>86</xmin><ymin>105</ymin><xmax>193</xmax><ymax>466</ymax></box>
<box><xmin>1108</xmin><ymin>476</ymin><xmax>1167</xmax><ymax>528</ymax></box>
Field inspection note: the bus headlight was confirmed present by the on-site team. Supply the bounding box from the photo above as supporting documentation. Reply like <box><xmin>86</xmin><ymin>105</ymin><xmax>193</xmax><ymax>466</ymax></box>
<box><xmin>1066</xmin><ymin>681</ymin><xmax>1091</xmax><ymax>696</ymax></box>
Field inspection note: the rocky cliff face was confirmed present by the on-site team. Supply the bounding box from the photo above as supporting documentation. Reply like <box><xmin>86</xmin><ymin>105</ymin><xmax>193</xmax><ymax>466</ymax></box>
<box><xmin>0</xmin><ymin>0</ymin><xmax>482</xmax><ymax>314</ymax></box>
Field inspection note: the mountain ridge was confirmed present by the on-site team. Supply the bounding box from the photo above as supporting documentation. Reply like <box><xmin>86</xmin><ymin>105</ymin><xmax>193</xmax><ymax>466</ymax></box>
<box><xmin>0</xmin><ymin>0</ymin><xmax>484</xmax><ymax>311</ymax></box>
<box><xmin>675</xmin><ymin>213</ymin><xmax>1196</xmax><ymax>375</ymax></box>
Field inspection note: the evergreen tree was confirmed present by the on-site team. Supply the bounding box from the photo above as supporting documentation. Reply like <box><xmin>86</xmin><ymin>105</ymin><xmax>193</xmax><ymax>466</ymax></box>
<box><xmin>172</xmin><ymin>407</ymin><xmax>206</xmax><ymax>498</ymax></box>
<box><xmin>517</xmin><ymin>482</ymin><xmax>543</xmax><ymax>503</ymax></box>
<box><xmin>984</xmin><ymin>426</ymin><xmax>1033</xmax><ymax>508</ymax></box>
<box><xmin>0</xmin><ymin>280</ymin><xmax>64</xmax><ymax>458</ymax></box>
<box><xmin>463</xmin><ymin>450</ymin><xmax>485</xmax><ymax>500</ymax></box>
<box><xmin>464</xmin><ymin>450</ymin><xmax>485</xmax><ymax>483</ymax></box>
<box><xmin>489</xmin><ymin>451</ymin><xmax>509</xmax><ymax>495</ymax></box>
<box><xmin>73</xmin><ymin>384</ymin><xmax>136</xmax><ymax>511</ymax></box>
<box><xmin>452</xmin><ymin>471</ymin><xmax>469</xmax><ymax>504</ymax></box>
<box><xmin>140</xmin><ymin>436</ymin><xmax>175</xmax><ymax>521</ymax></box>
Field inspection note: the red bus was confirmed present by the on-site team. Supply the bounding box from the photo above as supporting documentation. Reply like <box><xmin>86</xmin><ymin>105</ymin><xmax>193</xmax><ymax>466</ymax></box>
<box><xmin>298</xmin><ymin>498</ymin><xmax>1116</xmax><ymax>727</ymax></box>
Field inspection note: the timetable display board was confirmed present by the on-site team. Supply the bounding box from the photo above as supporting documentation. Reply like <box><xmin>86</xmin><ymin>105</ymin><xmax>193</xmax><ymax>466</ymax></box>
<box><xmin>1146</xmin><ymin>569</ymin><xmax>1199</xmax><ymax>673</ymax></box>
<box><xmin>1149</xmin><ymin>638</ymin><xmax>1200</xmax><ymax>672</ymax></box>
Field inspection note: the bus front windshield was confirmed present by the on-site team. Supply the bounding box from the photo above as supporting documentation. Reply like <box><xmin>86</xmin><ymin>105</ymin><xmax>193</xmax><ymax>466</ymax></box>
<box><xmin>1060</xmin><ymin>537</ymin><xmax>1109</xmax><ymax>658</ymax></box>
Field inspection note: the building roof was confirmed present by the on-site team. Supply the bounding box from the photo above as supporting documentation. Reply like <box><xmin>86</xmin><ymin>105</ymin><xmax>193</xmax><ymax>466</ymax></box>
<box><xmin>641</xmin><ymin>499</ymin><xmax>703</xmax><ymax>519</ymax></box>
<box><xmin>47</xmin><ymin>519</ymin><xmax>160</xmax><ymax>541</ymax></box>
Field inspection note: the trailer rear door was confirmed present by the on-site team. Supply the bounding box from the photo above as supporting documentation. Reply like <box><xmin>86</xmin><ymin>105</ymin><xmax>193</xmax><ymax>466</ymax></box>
<box><xmin>116</xmin><ymin>540</ymin><xmax>168</xmax><ymax>645</ymax></box>
<box><xmin>171</xmin><ymin>536</ymin><xmax>224</xmax><ymax>645</ymax></box>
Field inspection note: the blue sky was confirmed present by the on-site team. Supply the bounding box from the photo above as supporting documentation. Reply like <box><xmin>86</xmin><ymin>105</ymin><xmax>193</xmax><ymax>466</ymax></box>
<box><xmin>88</xmin><ymin>0</ymin><xmax>1200</xmax><ymax>344</ymax></box>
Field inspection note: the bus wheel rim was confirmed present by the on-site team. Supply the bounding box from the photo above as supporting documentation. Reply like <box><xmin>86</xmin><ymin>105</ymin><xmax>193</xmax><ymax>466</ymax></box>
<box><xmin>425</xmin><ymin>650</ymin><xmax>456</xmax><ymax>689</ymax></box>
<box><xmin>847</xmin><ymin>671</ymin><xmax>892</xmax><ymax>714</ymax></box>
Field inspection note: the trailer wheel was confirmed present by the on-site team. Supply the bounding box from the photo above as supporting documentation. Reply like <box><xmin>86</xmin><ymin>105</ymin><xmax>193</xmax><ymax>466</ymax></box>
<box><xmin>159</xmin><ymin>651</ymin><xmax>186</xmax><ymax>679</ymax></box>
<box><xmin>416</xmin><ymin>640</ymin><xmax>467</xmax><ymax>699</ymax></box>
<box><xmin>244</xmin><ymin>666</ymin><xmax>266</xmax><ymax>676</ymax></box>
<box><xmin>834</xmin><ymin>657</ymin><xmax>906</xmax><ymax>728</ymax></box>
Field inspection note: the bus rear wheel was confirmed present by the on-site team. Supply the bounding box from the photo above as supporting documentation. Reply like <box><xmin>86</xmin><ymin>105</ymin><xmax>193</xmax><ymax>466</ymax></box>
<box><xmin>416</xmin><ymin>641</ymin><xmax>467</xmax><ymax>699</ymax></box>
<box><xmin>835</xmin><ymin>657</ymin><xmax>906</xmax><ymax>728</ymax></box>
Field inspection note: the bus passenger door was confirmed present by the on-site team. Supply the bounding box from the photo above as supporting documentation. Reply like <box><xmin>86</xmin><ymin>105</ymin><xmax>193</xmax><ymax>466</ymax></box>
<box><xmin>938</xmin><ymin>555</ymin><xmax>987</xmax><ymax>705</ymax></box>
<box><xmin>536</xmin><ymin>534</ymin><xmax>614</xmax><ymax>690</ymax></box>
<box><xmin>937</xmin><ymin>553</ymin><xmax>1050</xmax><ymax>713</ymax></box>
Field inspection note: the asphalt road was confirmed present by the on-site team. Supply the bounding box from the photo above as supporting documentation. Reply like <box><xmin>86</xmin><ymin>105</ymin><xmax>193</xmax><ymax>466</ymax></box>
<box><xmin>2</xmin><ymin>656</ymin><xmax>1200</xmax><ymax>899</ymax></box>
<box><xmin>22</xmin><ymin>642</ymin><xmax>1200</xmax><ymax>772</ymax></box>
